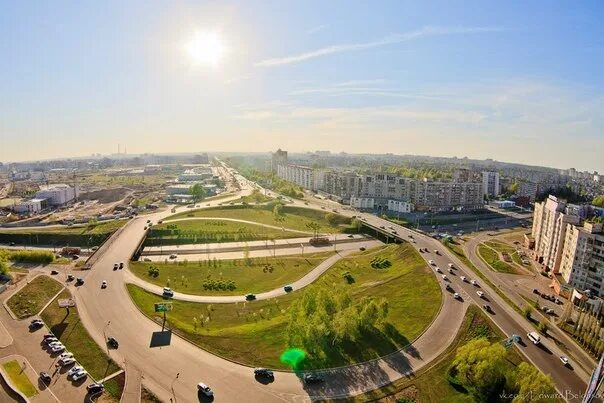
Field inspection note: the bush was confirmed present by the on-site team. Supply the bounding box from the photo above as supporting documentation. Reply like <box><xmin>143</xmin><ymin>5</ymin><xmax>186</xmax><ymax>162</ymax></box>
<box><xmin>5</xmin><ymin>250</ymin><xmax>54</xmax><ymax>264</ymax></box>
<box><xmin>370</xmin><ymin>256</ymin><xmax>392</xmax><ymax>269</ymax></box>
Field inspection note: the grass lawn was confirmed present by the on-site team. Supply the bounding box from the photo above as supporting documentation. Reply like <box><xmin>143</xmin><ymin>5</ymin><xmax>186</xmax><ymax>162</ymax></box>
<box><xmin>0</xmin><ymin>220</ymin><xmax>125</xmax><ymax>236</ymax></box>
<box><xmin>345</xmin><ymin>305</ymin><xmax>525</xmax><ymax>403</ymax></box>
<box><xmin>103</xmin><ymin>371</ymin><xmax>125</xmax><ymax>401</ymax></box>
<box><xmin>130</xmin><ymin>252</ymin><xmax>334</xmax><ymax>295</ymax></box>
<box><xmin>6</xmin><ymin>276</ymin><xmax>63</xmax><ymax>319</ymax></box>
<box><xmin>166</xmin><ymin>205</ymin><xmax>352</xmax><ymax>233</ymax></box>
<box><xmin>144</xmin><ymin>219</ymin><xmax>303</xmax><ymax>246</ymax></box>
<box><xmin>127</xmin><ymin>244</ymin><xmax>441</xmax><ymax>369</ymax></box>
<box><xmin>477</xmin><ymin>244</ymin><xmax>517</xmax><ymax>274</ymax></box>
<box><xmin>486</xmin><ymin>240</ymin><xmax>528</xmax><ymax>267</ymax></box>
<box><xmin>41</xmin><ymin>290</ymin><xmax>120</xmax><ymax>380</ymax></box>
<box><xmin>2</xmin><ymin>360</ymin><xmax>38</xmax><ymax>398</ymax></box>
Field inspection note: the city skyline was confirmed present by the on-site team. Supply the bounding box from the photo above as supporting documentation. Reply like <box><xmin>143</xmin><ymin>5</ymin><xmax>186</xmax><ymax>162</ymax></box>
<box><xmin>1</xmin><ymin>1</ymin><xmax>603</xmax><ymax>171</ymax></box>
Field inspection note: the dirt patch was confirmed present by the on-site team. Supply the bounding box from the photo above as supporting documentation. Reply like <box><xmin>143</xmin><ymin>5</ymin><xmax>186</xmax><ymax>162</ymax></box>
<box><xmin>79</xmin><ymin>187</ymin><xmax>130</xmax><ymax>203</ymax></box>
<box><xmin>380</xmin><ymin>385</ymin><xmax>419</xmax><ymax>402</ymax></box>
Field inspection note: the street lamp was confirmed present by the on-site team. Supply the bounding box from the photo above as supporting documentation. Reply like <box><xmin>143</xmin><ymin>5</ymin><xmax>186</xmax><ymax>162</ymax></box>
<box><xmin>103</xmin><ymin>321</ymin><xmax>111</xmax><ymax>354</ymax></box>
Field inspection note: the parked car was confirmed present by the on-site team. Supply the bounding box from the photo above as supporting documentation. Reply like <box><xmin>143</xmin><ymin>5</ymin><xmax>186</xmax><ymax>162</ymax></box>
<box><xmin>45</xmin><ymin>337</ymin><xmax>58</xmax><ymax>345</ymax></box>
<box><xmin>560</xmin><ymin>356</ymin><xmax>570</xmax><ymax>366</ymax></box>
<box><xmin>119</xmin><ymin>262</ymin><xmax>124</xmax><ymax>269</ymax></box>
<box><xmin>483</xmin><ymin>305</ymin><xmax>492</xmax><ymax>313</ymax></box>
<box><xmin>453</xmin><ymin>293</ymin><xmax>461</xmax><ymax>300</ymax></box>
<box><xmin>29</xmin><ymin>319</ymin><xmax>44</xmax><ymax>329</ymax></box>
<box><xmin>67</xmin><ymin>275</ymin><xmax>75</xmax><ymax>281</ymax></box>
<box><xmin>113</xmin><ymin>263</ymin><xmax>119</xmax><ymax>270</ymax></box>
<box><xmin>532</xmin><ymin>288</ymin><xmax>540</xmax><ymax>294</ymax></box>
<box><xmin>39</xmin><ymin>372</ymin><xmax>52</xmax><ymax>384</ymax></box>
<box><xmin>303</xmin><ymin>373</ymin><xmax>324</xmax><ymax>383</ymax></box>
<box><xmin>72</xmin><ymin>370</ymin><xmax>88</xmax><ymax>381</ymax></box>
<box><xmin>59</xmin><ymin>357</ymin><xmax>76</xmax><ymax>367</ymax></box>
<box><xmin>169</xmin><ymin>254</ymin><xmax>178</xmax><ymax>259</ymax></box>
<box><xmin>75</xmin><ymin>278</ymin><xmax>84</xmax><ymax>285</ymax></box>
<box><xmin>448</xmin><ymin>263</ymin><xmax>455</xmax><ymax>269</ymax></box>
<box><xmin>254</xmin><ymin>368</ymin><xmax>274</xmax><ymax>378</ymax></box>
<box><xmin>51</xmin><ymin>344</ymin><xmax>66</xmax><ymax>353</ymax></box>
<box><xmin>197</xmin><ymin>382</ymin><xmax>214</xmax><ymax>397</ymax></box>
<box><xmin>448</xmin><ymin>268</ymin><xmax>453</xmax><ymax>274</ymax></box>
<box><xmin>436</xmin><ymin>267</ymin><xmax>442</xmax><ymax>273</ymax></box>
<box><xmin>470</xmin><ymin>279</ymin><xmax>478</xmax><ymax>286</ymax></box>
<box><xmin>101</xmin><ymin>280</ymin><xmax>108</xmax><ymax>289</ymax></box>
<box><xmin>460</xmin><ymin>276</ymin><xmax>467</xmax><ymax>282</ymax></box>
<box><xmin>67</xmin><ymin>366</ymin><xmax>84</xmax><ymax>378</ymax></box>
<box><xmin>50</xmin><ymin>270</ymin><xmax>59</xmax><ymax>275</ymax></box>
<box><xmin>428</xmin><ymin>260</ymin><xmax>435</xmax><ymax>266</ymax></box>
<box><xmin>445</xmin><ymin>284</ymin><xmax>453</xmax><ymax>292</ymax></box>
<box><xmin>107</xmin><ymin>337</ymin><xmax>119</xmax><ymax>349</ymax></box>
<box><xmin>43</xmin><ymin>333</ymin><xmax>56</xmax><ymax>340</ymax></box>
<box><xmin>87</xmin><ymin>383</ymin><xmax>105</xmax><ymax>394</ymax></box>
<box><xmin>59</xmin><ymin>352</ymin><xmax>74</xmax><ymax>360</ymax></box>
<box><xmin>476</xmin><ymin>291</ymin><xmax>485</xmax><ymax>298</ymax></box>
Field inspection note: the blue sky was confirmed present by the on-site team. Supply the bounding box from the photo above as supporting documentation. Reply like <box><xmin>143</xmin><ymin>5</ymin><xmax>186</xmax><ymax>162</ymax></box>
<box><xmin>1</xmin><ymin>0</ymin><xmax>603</xmax><ymax>171</ymax></box>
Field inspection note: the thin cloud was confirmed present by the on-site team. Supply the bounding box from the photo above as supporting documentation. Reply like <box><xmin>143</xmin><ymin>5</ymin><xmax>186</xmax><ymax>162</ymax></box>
<box><xmin>256</xmin><ymin>26</ymin><xmax>503</xmax><ymax>67</ymax></box>
<box><xmin>307</xmin><ymin>24</ymin><xmax>328</xmax><ymax>35</ymax></box>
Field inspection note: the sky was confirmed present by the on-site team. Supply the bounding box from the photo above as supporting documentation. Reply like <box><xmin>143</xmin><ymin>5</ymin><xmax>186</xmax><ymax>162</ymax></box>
<box><xmin>0</xmin><ymin>0</ymin><xmax>603</xmax><ymax>172</ymax></box>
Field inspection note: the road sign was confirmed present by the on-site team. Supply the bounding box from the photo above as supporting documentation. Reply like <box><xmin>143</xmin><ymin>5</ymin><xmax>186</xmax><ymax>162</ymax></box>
<box><xmin>58</xmin><ymin>299</ymin><xmax>76</xmax><ymax>308</ymax></box>
<box><xmin>154</xmin><ymin>303</ymin><xmax>173</xmax><ymax>313</ymax></box>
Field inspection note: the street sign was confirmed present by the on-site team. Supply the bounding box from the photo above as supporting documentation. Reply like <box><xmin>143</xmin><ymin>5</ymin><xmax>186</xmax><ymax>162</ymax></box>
<box><xmin>154</xmin><ymin>302</ymin><xmax>173</xmax><ymax>313</ymax></box>
<box><xmin>58</xmin><ymin>299</ymin><xmax>76</xmax><ymax>308</ymax></box>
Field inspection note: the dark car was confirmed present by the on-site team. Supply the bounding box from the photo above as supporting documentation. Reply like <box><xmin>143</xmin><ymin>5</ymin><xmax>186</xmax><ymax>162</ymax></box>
<box><xmin>75</xmin><ymin>278</ymin><xmax>84</xmax><ymax>285</ymax></box>
<box><xmin>283</xmin><ymin>285</ymin><xmax>293</xmax><ymax>293</ymax></box>
<box><xmin>113</xmin><ymin>264</ymin><xmax>119</xmax><ymax>270</ymax></box>
<box><xmin>50</xmin><ymin>270</ymin><xmax>59</xmax><ymax>275</ymax></box>
<box><xmin>533</xmin><ymin>289</ymin><xmax>540</xmax><ymax>294</ymax></box>
<box><xmin>39</xmin><ymin>372</ymin><xmax>52</xmax><ymax>384</ymax></box>
<box><xmin>67</xmin><ymin>274</ymin><xmax>75</xmax><ymax>281</ymax></box>
<box><xmin>254</xmin><ymin>368</ymin><xmax>274</xmax><ymax>378</ymax></box>
<box><xmin>119</xmin><ymin>262</ymin><xmax>124</xmax><ymax>269</ymax></box>
<box><xmin>303</xmin><ymin>373</ymin><xmax>324</xmax><ymax>384</ymax></box>
<box><xmin>43</xmin><ymin>333</ymin><xmax>55</xmax><ymax>340</ymax></box>
<box><xmin>29</xmin><ymin>319</ymin><xmax>44</xmax><ymax>329</ymax></box>
<box><xmin>87</xmin><ymin>383</ymin><xmax>105</xmax><ymax>394</ymax></box>
<box><xmin>245</xmin><ymin>294</ymin><xmax>256</xmax><ymax>301</ymax></box>
<box><xmin>107</xmin><ymin>337</ymin><xmax>119</xmax><ymax>349</ymax></box>
<box><xmin>9</xmin><ymin>242</ymin><xmax>16</xmax><ymax>246</ymax></box>
<box><xmin>483</xmin><ymin>305</ymin><xmax>492</xmax><ymax>313</ymax></box>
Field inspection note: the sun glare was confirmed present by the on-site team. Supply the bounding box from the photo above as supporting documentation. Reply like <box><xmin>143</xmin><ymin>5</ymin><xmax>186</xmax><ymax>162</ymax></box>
<box><xmin>185</xmin><ymin>31</ymin><xmax>226</xmax><ymax>67</ymax></box>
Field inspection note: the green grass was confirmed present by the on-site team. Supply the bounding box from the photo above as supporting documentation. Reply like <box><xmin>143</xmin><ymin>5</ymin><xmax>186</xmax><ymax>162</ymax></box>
<box><xmin>41</xmin><ymin>290</ymin><xmax>120</xmax><ymax>380</ymax></box>
<box><xmin>343</xmin><ymin>306</ymin><xmax>525</xmax><ymax>403</ymax></box>
<box><xmin>0</xmin><ymin>220</ymin><xmax>125</xmax><ymax>235</ymax></box>
<box><xmin>6</xmin><ymin>276</ymin><xmax>63</xmax><ymax>319</ymax></box>
<box><xmin>477</xmin><ymin>244</ymin><xmax>517</xmax><ymax>274</ymax></box>
<box><xmin>230</xmin><ymin>190</ymin><xmax>273</xmax><ymax>204</ymax></box>
<box><xmin>167</xmin><ymin>205</ymin><xmax>352</xmax><ymax>233</ymax></box>
<box><xmin>103</xmin><ymin>371</ymin><xmax>125</xmax><ymax>401</ymax></box>
<box><xmin>2</xmin><ymin>360</ymin><xmax>38</xmax><ymax>398</ymax></box>
<box><xmin>130</xmin><ymin>252</ymin><xmax>333</xmax><ymax>295</ymax></box>
<box><xmin>144</xmin><ymin>219</ymin><xmax>303</xmax><ymax>246</ymax></box>
<box><xmin>128</xmin><ymin>243</ymin><xmax>441</xmax><ymax>369</ymax></box>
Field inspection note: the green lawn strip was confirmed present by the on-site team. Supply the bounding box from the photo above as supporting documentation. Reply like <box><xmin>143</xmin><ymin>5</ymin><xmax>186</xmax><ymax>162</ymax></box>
<box><xmin>6</xmin><ymin>275</ymin><xmax>63</xmax><ymax>319</ymax></box>
<box><xmin>484</xmin><ymin>240</ymin><xmax>515</xmax><ymax>253</ymax></box>
<box><xmin>340</xmin><ymin>305</ymin><xmax>527</xmax><ymax>403</ymax></box>
<box><xmin>144</xmin><ymin>219</ymin><xmax>303</xmax><ymax>246</ymax></box>
<box><xmin>127</xmin><ymin>244</ymin><xmax>441</xmax><ymax>369</ymax></box>
<box><xmin>166</xmin><ymin>205</ymin><xmax>351</xmax><ymax>233</ymax></box>
<box><xmin>0</xmin><ymin>220</ymin><xmax>124</xmax><ymax>235</ymax></box>
<box><xmin>130</xmin><ymin>252</ymin><xmax>334</xmax><ymax>295</ymax></box>
<box><xmin>41</xmin><ymin>290</ymin><xmax>120</xmax><ymax>380</ymax></box>
<box><xmin>443</xmin><ymin>240</ymin><xmax>522</xmax><ymax>316</ymax></box>
<box><xmin>103</xmin><ymin>371</ymin><xmax>125</xmax><ymax>401</ymax></box>
<box><xmin>2</xmin><ymin>360</ymin><xmax>38</xmax><ymax>398</ymax></box>
<box><xmin>477</xmin><ymin>244</ymin><xmax>516</xmax><ymax>274</ymax></box>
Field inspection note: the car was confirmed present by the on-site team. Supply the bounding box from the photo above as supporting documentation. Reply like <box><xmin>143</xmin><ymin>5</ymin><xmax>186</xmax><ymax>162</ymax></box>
<box><xmin>448</xmin><ymin>263</ymin><xmax>455</xmax><ymax>269</ymax></box>
<box><xmin>254</xmin><ymin>368</ymin><xmax>274</xmax><ymax>378</ymax></box>
<box><xmin>470</xmin><ymin>279</ymin><xmax>478</xmax><ymax>286</ymax></box>
<box><xmin>435</xmin><ymin>267</ymin><xmax>442</xmax><ymax>273</ymax></box>
<box><xmin>51</xmin><ymin>344</ymin><xmax>66</xmax><ymax>353</ymax></box>
<box><xmin>113</xmin><ymin>263</ymin><xmax>118</xmax><ymax>270</ymax></box>
<box><xmin>48</xmin><ymin>340</ymin><xmax>63</xmax><ymax>347</ymax></box>
<box><xmin>283</xmin><ymin>285</ymin><xmax>293</xmax><ymax>292</ymax></box>
<box><xmin>58</xmin><ymin>352</ymin><xmax>74</xmax><ymax>360</ymax></box>
<box><xmin>59</xmin><ymin>357</ymin><xmax>76</xmax><ymax>366</ymax></box>
<box><xmin>246</xmin><ymin>293</ymin><xmax>256</xmax><ymax>301</ymax></box>
<box><xmin>560</xmin><ymin>356</ymin><xmax>570</xmax><ymax>366</ymax></box>
<box><xmin>527</xmin><ymin>331</ymin><xmax>541</xmax><ymax>345</ymax></box>
<box><xmin>533</xmin><ymin>288</ymin><xmax>540</xmax><ymax>294</ymax></box>
<box><xmin>453</xmin><ymin>293</ymin><xmax>461</xmax><ymax>300</ymax></box>
<box><xmin>67</xmin><ymin>366</ymin><xmax>84</xmax><ymax>378</ymax></box>
<box><xmin>163</xmin><ymin>287</ymin><xmax>174</xmax><ymax>297</ymax></box>
<box><xmin>476</xmin><ymin>291</ymin><xmax>485</xmax><ymax>298</ymax></box>
<box><xmin>428</xmin><ymin>260</ymin><xmax>435</xmax><ymax>266</ymax></box>
<box><xmin>434</xmin><ymin>250</ymin><xmax>440</xmax><ymax>255</ymax></box>
<box><xmin>39</xmin><ymin>372</ymin><xmax>52</xmax><ymax>384</ymax></box>
<box><xmin>303</xmin><ymin>373</ymin><xmax>324</xmax><ymax>383</ymax></box>
<box><xmin>107</xmin><ymin>337</ymin><xmax>119</xmax><ymax>349</ymax></box>
<box><xmin>169</xmin><ymin>254</ymin><xmax>177</xmax><ymax>259</ymax></box>
<box><xmin>408</xmin><ymin>234</ymin><xmax>414</xmax><ymax>238</ymax></box>
<box><xmin>147</xmin><ymin>219</ymin><xmax>151</xmax><ymax>223</ymax></box>
<box><xmin>29</xmin><ymin>319</ymin><xmax>44</xmax><ymax>329</ymax></box>
<box><xmin>91</xmin><ymin>246</ymin><xmax>99</xmax><ymax>251</ymax></box>
<box><xmin>50</xmin><ymin>270</ymin><xmax>59</xmax><ymax>275</ymax></box>
<box><xmin>197</xmin><ymin>382</ymin><xmax>214</xmax><ymax>397</ymax></box>
<box><xmin>67</xmin><ymin>275</ymin><xmax>75</xmax><ymax>281</ymax></box>
<box><xmin>43</xmin><ymin>333</ymin><xmax>55</xmax><ymax>340</ymax></box>
<box><xmin>483</xmin><ymin>305</ymin><xmax>492</xmax><ymax>312</ymax></box>
<box><xmin>87</xmin><ymin>383</ymin><xmax>105</xmax><ymax>394</ymax></box>
<box><xmin>72</xmin><ymin>254</ymin><xmax>80</xmax><ymax>260</ymax></box>
<box><xmin>72</xmin><ymin>370</ymin><xmax>88</xmax><ymax>381</ymax></box>
<box><xmin>75</xmin><ymin>278</ymin><xmax>84</xmax><ymax>285</ymax></box>
<box><xmin>447</xmin><ymin>268</ymin><xmax>453</xmax><ymax>273</ymax></box>
<box><xmin>119</xmin><ymin>262</ymin><xmax>124</xmax><ymax>269</ymax></box>
<box><xmin>45</xmin><ymin>337</ymin><xmax>59</xmax><ymax>345</ymax></box>
<box><xmin>347</xmin><ymin>234</ymin><xmax>354</xmax><ymax>238</ymax></box>
<box><xmin>441</xmin><ymin>275</ymin><xmax>448</xmax><ymax>281</ymax></box>
<box><xmin>9</xmin><ymin>242</ymin><xmax>16</xmax><ymax>246</ymax></box>
<box><xmin>546</xmin><ymin>308</ymin><xmax>555</xmax><ymax>315</ymax></box>
<box><xmin>445</xmin><ymin>284</ymin><xmax>453</xmax><ymax>292</ymax></box>
<box><xmin>459</xmin><ymin>276</ymin><xmax>466</xmax><ymax>282</ymax></box>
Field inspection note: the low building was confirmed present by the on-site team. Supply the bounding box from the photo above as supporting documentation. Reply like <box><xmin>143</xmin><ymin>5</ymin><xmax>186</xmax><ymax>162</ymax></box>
<box><xmin>350</xmin><ymin>197</ymin><xmax>375</xmax><ymax>209</ymax></box>
<box><xmin>35</xmin><ymin>184</ymin><xmax>78</xmax><ymax>206</ymax></box>
<box><xmin>491</xmin><ymin>200</ymin><xmax>516</xmax><ymax>209</ymax></box>
<box><xmin>13</xmin><ymin>198</ymin><xmax>47</xmax><ymax>214</ymax></box>
<box><xmin>387</xmin><ymin>200</ymin><xmax>413</xmax><ymax>213</ymax></box>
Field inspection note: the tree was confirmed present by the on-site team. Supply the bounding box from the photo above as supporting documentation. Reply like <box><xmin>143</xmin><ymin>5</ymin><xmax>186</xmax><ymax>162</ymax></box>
<box><xmin>351</xmin><ymin>218</ymin><xmax>362</xmax><ymax>233</ymax></box>
<box><xmin>273</xmin><ymin>203</ymin><xmax>283</xmax><ymax>220</ymax></box>
<box><xmin>451</xmin><ymin>338</ymin><xmax>507</xmax><ymax>401</ymax></box>
<box><xmin>325</xmin><ymin>213</ymin><xmax>339</xmax><ymax>226</ymax></box>
<box><xmin>537</xmin><ymin>322</ymin><xmax>548</xmax><ymax>335</ymax></box>
<box><xmin>189</xmin><ymin>183</ymin><xmax>206</xmax><ymax>202</ymax></box>
<box><xmin>593</xmin><ymin>195</ymin><xmax>604</xmax><ymax>207</ymax></box>
<box><xmin>512</xmin><ymin>362</ymin><xmax>556</xmax><ymax>402</ymax></box>
<box><xmin>522</xmin><ymin>305</ymin><xmax>532</xmax><ymax>320</ymax></box>
<box><xmin>0</xmin><ymin>260</ymin><xmax>8</xmax><ymax>276</ymax></box>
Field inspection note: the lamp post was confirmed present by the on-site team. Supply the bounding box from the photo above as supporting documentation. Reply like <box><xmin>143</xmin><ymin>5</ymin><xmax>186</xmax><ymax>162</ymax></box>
<box><xmin>103</xmin><ymin>321</ymin><xmax>111</xmax><ymax>354</ymax></box>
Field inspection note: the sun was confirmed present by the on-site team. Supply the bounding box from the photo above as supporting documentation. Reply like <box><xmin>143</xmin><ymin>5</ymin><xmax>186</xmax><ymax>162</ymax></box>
<box><xmin>185</xmin><ymin>31</ymin><xmax>226</xmax><ymax>67</ymax></box>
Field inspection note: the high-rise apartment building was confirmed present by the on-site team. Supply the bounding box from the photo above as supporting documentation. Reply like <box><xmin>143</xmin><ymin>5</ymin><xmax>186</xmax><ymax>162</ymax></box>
<box><xmin>271</xmin><ymin>149</ymin><xmax>288</xmax><ymax>173</ymax></box>
<box><xmin>559</xmin><ymin>222</ymin><xmax>604</xmax><ymax>295</ymax></box>
<box><xmin>482</xmin><ymin>171</ymin><xmax>500</xmax><ymax>198</ymax></box>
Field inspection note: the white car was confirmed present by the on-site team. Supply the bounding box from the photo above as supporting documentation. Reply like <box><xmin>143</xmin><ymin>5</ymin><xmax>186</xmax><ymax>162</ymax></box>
<box><xmin>72</xmin><ymin>370</ymin><xmax>88</xmax><ymax>381</ymax></box>
<box><xmin>470</xmin><ymin>279</ymin><xmax>478</xmax><ymax>286</ymax></box>
<box><xmin>428</xmin><ymin>260</ymin><xmax>435</xmax><ymax>266</ymax></box>
<box><xmin>58</xmin><ymin>352</ymin><xmax>74</xmax><ymax>360</ymax></box>
<box><xmin>101</xmin><ymin>280</ymin><xmax>107</xmax><ymax>289</ymax></box>
<box><xmin>48</xmin><ymin>341</ymin><xmax>63</xmax><ymax>348</ymax></box>
<box><xmin>448</xmin><ymin>263</ymin><xmax>454</xmax><ymax>269</ymax></box>
<box><xmin>460</xmin><ymin>276</ymin><xmax>467</xmax><ymax>282</ymax></box>
<box><xmin>476</xmin><ymin>291</ymin><xmax>485</xmax><ymax>298</ymax></box>
<box><xmin>441</xmin><ymin>275</ymin><xmax>448</xmax><ymax>281</ymax></box>
<box><xmin>453</xmin><ymin>293</ymin><xmax>461</xmax><ymax>300</ymax></box>
<box><xmin>51</xmin><ymin>344</ymin><xmax>65</xmax><ymax>353</ymax></box>
<box><xmin>59</xmin><ymin>357</ymin><xmax>76</xmax><ymax>366</ymax></box>
<box><xmin>45</xmin><ymin>337</ymin><xmax>58</xmax><ymax>345</ymax></box>
<box><xmin>197</xmin><ymin>382</ymin><xmax>214</xmax><ymax>397</ymax></box>
<box><xmin>560</xmin><ymin>356</ymin><xmax>569</xmax><ymax>366</ymax></box>
<box><xmin>435</xmin><ymin>267</ymin><xmax>442</xmax><ymax>273</ymax></box>
<box><xmin>448</xmin><ymin>268</ymin><xmax>453</xmax><ymax>273</ymax></box>
<box><xmin>67</xmin><ymin>366</ymin><xmax>84</xmax><ymax>378</ymax></box>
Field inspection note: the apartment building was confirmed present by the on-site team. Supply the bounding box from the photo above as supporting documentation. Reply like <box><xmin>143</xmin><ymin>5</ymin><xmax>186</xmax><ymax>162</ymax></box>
<box><xmin>411</xmin><ymin>179</ymin><xmax>483</xmax><ymax>211</ymax></box>
<box><xmin>559</xmin><ymin>222</ymin><xmax>604</xmax><ymax>295</ymax></box>
<box><xmin>276</xmin><ymin>164</ymin><xmax>318</xmax><ymax>190</ymax></box>
<box><xmin>532</xmin><ymin>195</ymin><xmax>581</xmax><ymax>272</ymax></box>
<box><xmin>271</xmin><ymin>149</ymin><xmax>288</xmax><ymax>173</ymax></box>
<box><xmin>35</xmin><ymin>184</ymin><xmax>79</xmax><ymax>206</ymax></box>
<box><xmin>482</xmin><ymin>171</ymin><xmax>500</xmax><ymax>198</ymax></box>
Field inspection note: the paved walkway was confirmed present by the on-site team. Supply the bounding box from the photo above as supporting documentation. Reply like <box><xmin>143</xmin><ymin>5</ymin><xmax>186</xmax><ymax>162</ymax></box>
<box><xmin>119</xmin><ymin>363</ymin><xmax>141</xmax><ymax>403</ymax></box>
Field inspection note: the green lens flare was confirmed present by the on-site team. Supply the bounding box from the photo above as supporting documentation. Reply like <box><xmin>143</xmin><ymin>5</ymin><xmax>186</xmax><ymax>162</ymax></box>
<box><xmin>280</xmin><ymin>348</ymin><xmax>306</xmax><ymax>369</ymax></box>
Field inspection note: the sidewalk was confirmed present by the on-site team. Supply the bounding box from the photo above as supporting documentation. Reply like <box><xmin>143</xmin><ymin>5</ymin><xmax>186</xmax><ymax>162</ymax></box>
<box><xmin>120</xmin><ymin>363</ymin><xmax>141</xmax><ymax>403</ymax></box>
<box><xmin>0</xmin><ymin>354</ymin><xmax>58</xmax><ymax>402</ymax></box>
